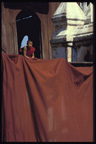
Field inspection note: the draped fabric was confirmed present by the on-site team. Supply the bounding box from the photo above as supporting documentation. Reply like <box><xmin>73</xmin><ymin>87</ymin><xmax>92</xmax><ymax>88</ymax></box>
<box><xmin>2</xmin><ymin>52</ymin><xmax>93</xmax><ymax>142</ymax></box>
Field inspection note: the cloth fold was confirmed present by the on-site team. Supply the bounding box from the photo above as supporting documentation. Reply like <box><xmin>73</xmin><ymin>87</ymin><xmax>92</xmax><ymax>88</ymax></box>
<box><xmin>2</xmin><ymin>52</ymin><xmax>93</xmax><ymax>142</ymax></box>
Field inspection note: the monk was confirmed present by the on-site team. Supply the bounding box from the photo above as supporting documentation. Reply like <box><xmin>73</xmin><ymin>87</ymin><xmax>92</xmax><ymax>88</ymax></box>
<box><xmin>19</xmin><ymin>40</ymin><xmax>35</xmax><ymax>59</ymax></box>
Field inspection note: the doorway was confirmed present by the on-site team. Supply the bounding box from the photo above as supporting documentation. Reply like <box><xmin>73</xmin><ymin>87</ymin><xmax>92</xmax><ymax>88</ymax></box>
<box><xmin>16</xmin><ymin>10</ymin><xmax>42</xmax><ymax>58</ymax></box>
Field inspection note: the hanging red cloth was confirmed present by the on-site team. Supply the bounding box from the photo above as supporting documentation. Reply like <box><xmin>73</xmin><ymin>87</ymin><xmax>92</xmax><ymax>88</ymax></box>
<box><xmin>1</xmin><ymin>52</ymin><xmax>93</xmax><ymax>142</ymax></box>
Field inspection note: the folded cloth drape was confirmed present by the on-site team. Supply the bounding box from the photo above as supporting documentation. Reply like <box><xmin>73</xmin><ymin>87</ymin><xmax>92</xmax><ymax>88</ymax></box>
<box><xmin>1</xmin><ymin>52</ymin><xmax>93</xmax><ymax>142</ymax></box>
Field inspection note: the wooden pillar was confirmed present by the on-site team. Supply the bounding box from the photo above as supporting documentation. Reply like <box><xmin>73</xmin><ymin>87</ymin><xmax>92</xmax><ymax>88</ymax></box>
<box><xmin>1</xmin><ymin>2</ymin><xmax>8</xmax><ymax>53</ymax></box>
<box><xmin>37</xmin><ymin>2</ymin><xmax>60</xmax><ymax>59</ymax></box>
<box><xmin>2</xmin><ymin>4</ymin><xmax>20</xmax><ymax>55</ymax></box>
<box><xmin>9</xmin><ymin>21</ymin><xmax>18</xmax><ymax>54</ymax></box>
<box><xmin>4</xmin><ymin>7</ymin><xmax>13</xmax><ymax>54</ymax></box>
<box><xmin>41</xmin><ymin>14</ymin><xmax>49</xmax><ymax>59</ymax></box>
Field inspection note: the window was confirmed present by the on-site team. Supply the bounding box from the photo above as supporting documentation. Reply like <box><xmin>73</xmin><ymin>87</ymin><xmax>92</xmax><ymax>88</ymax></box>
<box><xmin>16</xmin><ymin>10</ymin><xmax>42</xmax><ymax>58</ymax></box>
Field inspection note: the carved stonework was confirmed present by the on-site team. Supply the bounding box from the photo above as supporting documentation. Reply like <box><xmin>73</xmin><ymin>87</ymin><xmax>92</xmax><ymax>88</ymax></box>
<box><xmin>50</xmin><ymin>2</ymin><xmax>93</xmax><ymax>63</ymax></box>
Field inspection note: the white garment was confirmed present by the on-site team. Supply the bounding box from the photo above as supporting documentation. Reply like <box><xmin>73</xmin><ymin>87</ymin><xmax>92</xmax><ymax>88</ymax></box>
<box><xmin>20</xmin><ymin>35</ymin><xmax>28</xmax><ymax>48</ymax></box>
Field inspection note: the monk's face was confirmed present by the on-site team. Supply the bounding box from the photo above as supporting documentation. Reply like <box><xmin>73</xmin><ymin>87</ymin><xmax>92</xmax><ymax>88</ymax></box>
<box><xmin>28</xmin><ymin>41</ymin><xmax>33</xmax><ymax>48</ymax></box>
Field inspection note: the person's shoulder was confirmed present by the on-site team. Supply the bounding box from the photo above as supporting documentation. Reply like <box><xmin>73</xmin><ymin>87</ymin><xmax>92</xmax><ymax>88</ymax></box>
<box><xmin>30</xmin><ymin>47</ymin><xmax>35</xmax><ymax>53</ymax></box>
<box><xmin>31</xmin><ymin>46</ymin><xmax>35</xmax><ymax>50</ymax></box>
<box><xmin>24</xmin><ymin>46</ymin><xmax>27</xmax><ymax>50</ymax></box>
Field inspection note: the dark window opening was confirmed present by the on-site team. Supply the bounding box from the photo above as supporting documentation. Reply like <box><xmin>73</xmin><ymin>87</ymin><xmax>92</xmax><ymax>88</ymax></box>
<box><xmin>16</xmin><ymin>10</ymin><xmax>42</xmax><ymax>58</ymax></box>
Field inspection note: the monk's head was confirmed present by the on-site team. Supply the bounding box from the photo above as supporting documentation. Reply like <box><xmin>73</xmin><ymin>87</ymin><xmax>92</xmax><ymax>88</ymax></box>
<box><xmin>27</xmin><ymin>40</ymin><xmax>33</xmax><ymax>48</ymax></box>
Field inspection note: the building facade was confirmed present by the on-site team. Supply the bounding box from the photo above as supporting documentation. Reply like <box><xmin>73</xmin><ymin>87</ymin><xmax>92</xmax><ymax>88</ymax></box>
<box><xmin>1</xmin><ymin>2</ymin><xmax>60</xmax><ymax>59</ymax></box>
<box><xmin>1</xmin><ymin>2</ymin><xmax>94</xmax><ymax>64</ymax></box>
<box><xmin>50</xmin><ymin>2</ymin><xmax>93</xmax><ymax>66</ymax></box>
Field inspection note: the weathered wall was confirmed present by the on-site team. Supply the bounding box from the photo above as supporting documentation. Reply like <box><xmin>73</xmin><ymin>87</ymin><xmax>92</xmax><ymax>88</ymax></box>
<box><xmin>1</xmin><ymin>2</ymin><xmax>60</xmax><ymax>59</ymax></box>
<box><xmin>1</xmin><ymin>2</ymin><xmax>20</xmax><ymax>54</ymax></box>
